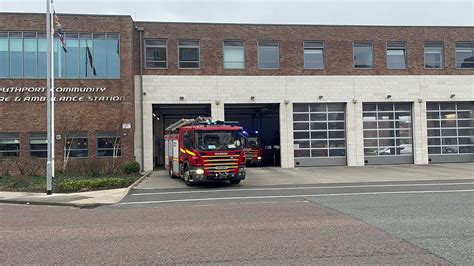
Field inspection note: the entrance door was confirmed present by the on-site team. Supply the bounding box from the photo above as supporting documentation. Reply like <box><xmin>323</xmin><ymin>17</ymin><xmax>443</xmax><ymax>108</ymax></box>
<box><xmin>363</xmin><ymin>103</ymin><xmax>413</xmax><ymax>165</ymax></box>
<box><xmin>293</xmin><ymin>103</ymin><xmax>347</xmax><ymax>166</ymax></box>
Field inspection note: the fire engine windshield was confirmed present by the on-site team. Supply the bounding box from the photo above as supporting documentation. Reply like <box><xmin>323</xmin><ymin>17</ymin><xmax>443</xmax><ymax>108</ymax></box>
<box><xmin>196</xmin><ymin>130</ymin><xmax>243</xmax><ymax>151</ymax></box>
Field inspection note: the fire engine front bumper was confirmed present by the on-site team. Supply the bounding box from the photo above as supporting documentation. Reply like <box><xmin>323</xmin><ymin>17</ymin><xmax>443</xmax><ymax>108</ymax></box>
<box><xmin>189</xmin><ymin>167</ymin><xmax>246</xmax><ymax>182</ymax></box>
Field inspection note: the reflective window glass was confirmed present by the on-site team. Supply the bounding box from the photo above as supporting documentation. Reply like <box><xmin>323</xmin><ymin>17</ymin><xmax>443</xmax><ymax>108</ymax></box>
<box><xmin>223</xmin><ymin>40</ymin><xmax>244</xmax><ymax>69</ymax></box>
<box><xmin>304</xmin><ymin>41</ymin><xmax>324</xmax><ymax>69</ymax></box>
<box><xmin>106</xmin><ymin>37</ymin><xmax>120</xmax><ymax>77</ymax></box>
<box><xmin>456</xmin><ymin>42</ymin><xmax>474</xmax><ymax>69</ymax></box>
<box><xmin>145</xmin><ymin>39</ymin><xmax>167</xmax><ymax>68</ymax></box>
<box><xmin>353</xmin><ymin>42</ymin><xmax>373</xmax><ymax>68</ymax></box>
<box><xmin>0</xmin><ymin>133</ymin><xmax>20</xmax><ymax>157</ymax></box>
<box><xmin>258</xmin><ymin>41</ymin><xmax>279</xmax><ymax>69</ymax></box>
<box><xmin>178</xmin><ymin>40</ymin><xmax>200</xmax><ymax>68</ymax></box>
<box><xmin>0</xmin><ymin>37</ymin><xmax>8</xmax><ymax>77</ymax></box>
<box><xmin>387</xmin><ymin>42</ymin><xmax>406</xmax><ymax>69</ymax></box>
<box><xmin>424</xmin><ymin>42</ymin><xmax>443</xmax><ymax>69</ymax></box>
<box><xmin>9</xmin><ymin>38</ymin><xmax>23</xmax><ymax>77</ymax></box>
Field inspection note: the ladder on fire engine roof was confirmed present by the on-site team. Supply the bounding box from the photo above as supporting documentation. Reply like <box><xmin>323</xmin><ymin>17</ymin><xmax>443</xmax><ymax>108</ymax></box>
<box><xmin>165</xmin><ymin>117</ymin><xmax>212</xmax><ymax>133</ymax></box>
<box><xmin>165</xmin><ymin>117</ymin><xmax>241</xmax><ymax>133</ymax></box>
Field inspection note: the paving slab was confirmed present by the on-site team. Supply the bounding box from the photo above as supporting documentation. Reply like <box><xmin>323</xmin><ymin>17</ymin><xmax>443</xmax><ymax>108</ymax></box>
<box><xmin>136</xmin><ymin>163</ymin><xmax>474</xmax><ymax>189</ymax></box>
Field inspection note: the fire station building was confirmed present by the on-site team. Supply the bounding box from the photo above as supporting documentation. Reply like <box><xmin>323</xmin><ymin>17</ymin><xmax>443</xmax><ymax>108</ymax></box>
<box><xmin>1</xmin><ymin>12</ymin><xmax>473</xmax><ymax>172</ymax></box>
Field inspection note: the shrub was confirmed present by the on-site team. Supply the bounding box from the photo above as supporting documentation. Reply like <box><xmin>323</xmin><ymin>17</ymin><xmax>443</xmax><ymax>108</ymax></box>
<box><xmin>55</xmin><ymin>177</ymin><xmax>135</xmax><ymax>193</ymax></box>
<box><xmin>123</xmin><ymin>160</ymin><xmax>140</xmax><ymax>174</ymax></box>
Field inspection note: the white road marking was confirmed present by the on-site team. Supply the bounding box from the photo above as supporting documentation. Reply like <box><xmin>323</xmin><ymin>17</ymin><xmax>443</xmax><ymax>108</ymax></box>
<box><xmin>131</xmin><ymin>182</ymin><xmax>474</xmax><ymax>196</ymax></box>
<box><xmin>120</xmin><ymin>189</ymin><xmax>474</xmax><ymax>205</ymax></box>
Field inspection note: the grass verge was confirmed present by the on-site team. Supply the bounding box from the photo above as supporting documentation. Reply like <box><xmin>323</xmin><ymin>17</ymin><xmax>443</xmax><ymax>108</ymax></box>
<box><xmin>0</xmin><ymin>174</ymin><xmax>141</xmax><ymax>193</ymax></box>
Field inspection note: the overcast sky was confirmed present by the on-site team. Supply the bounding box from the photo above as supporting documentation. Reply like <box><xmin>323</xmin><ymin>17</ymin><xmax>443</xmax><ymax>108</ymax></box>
<box><xmin>1</xmin><ymin>0</ymin><xmax>473</xmax><ymax>26</ymax></box>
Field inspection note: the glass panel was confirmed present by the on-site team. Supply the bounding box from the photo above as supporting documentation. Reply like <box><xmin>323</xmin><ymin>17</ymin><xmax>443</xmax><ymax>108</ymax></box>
<box><xmin>311</xmin><ymin>149</ymin><xmax>328</xmax><ymax>157</ymax></box>
<box><xmin>458</xmin><ymin>120</ymin><xmax>473</xmax><ymax>127</ymax></box>
<box><xmin>293</xmin><ymin>114</ymin><xmax>309</xmax><ymax>121</ymax></box>
<box><xmin>294</xmin><ymin>132</ymin><xmax>309</xmax><ymax>139</ymax></box>
<box><xmin>441</xmin><ymin>129</ymin><xmax>457</xmax><ymax>136</ymax></box>
<box><xmin>459</xmin><ymin>137</ymin><xmax>473</xmax><ymax>145</ymax></box>
<box><xmin>293</xmin><ymin>104</ymin><xmax>309</xmax><ymax>112</ymax></box>
<box><xmin>387</xmin><ymin>48</ymin><xmax>406</xmax><ymax>69</ymax></box>
<box><xmin>310</xmin><ymin>104</ymin><xmax>326</xmax><ymax>112</ymax></box>
<box><xmin>456</xmin><ymin>43</ymin><xmax>474</xmax><ymax>68</ymax></box>
<box><xmin>425</xmin><ymin>43</ymin><xmax>443</xmax><ymax>69</ymax></box>
<box><xmin>427</xmin><ymin>102</ymin><xmax>440</xmax><ymax>110</ymax></box>
<box><xmin>329</xmin><ymin>131</ymin><xmax>344</xmax><ymax>138</ymax></box>
<box><xmin>363</xmin><ymin>130</ymin><xmax>378</xmax><ymax>138</ymax></box>
<box><xmin>363</xmin><ymin>104</ymin><xmax>377</xmax><ymax>111</ymax></box>
<box><xmin>442</xmin><ymin>146</ymin><xmax>458</xmax><ymax>154</ymax></box>
<box><xmin>310</xmin><ymin>122</ymin><xmax>327</xmax><ymax>130</ymax></box>
<box><xmin>179</xmin><ymin>47</ymin><xmax>199</xmax><ymax>68</ymax></box>
<box><xmin>258</xmin><ymin>46</ymin><xmax>279</xmax><ymax>69</ymax></box>
<box><xmin>428</xmin><ymin>147</ymin><xmax>441</xmax><ymax>154</ymax></box>
<box><xmin>440</xmin><ymin>103</ymin><xmax>455</xmax><ymax>110</ymax></box>
<box><xmin>327</xmin><ymin>104</ymin><xmax>345</xmax><ymax>112</ymax></box>
<box><xmin>329</xmin><ymin>139</ymin><xmax>345</xmax><ymax>147</ymax></box>
<box><xmin>0</xmin><ymin>38</ymin><xmax>7</xmax><ymax>77</ymax></box>
<box><xmin>37</xmin><ymin>38</ymin><xmax>47</xmax><ymax>77</ymax></box>
<box><xmin>294</xmin><ymin>141</ymin><xmax>310</xmax><ymax>149</ymax></box>
<box><xmin>66</xmin><ymin>39</ymin><xmax>79</xmax><ymax>77</ymax></box>
<box><xmin>106</xmin><ymin>38</ymin><xmax>120</xmax><ymax>77</ymax></box>
<box><xmin>459</xmin><ymin>146</ymin><xmax>474</xmax><ymax>153</ymax></box>
<box><xmin>224</xmin><ymin>45</ymin><xmax>244</xmax><ymax>69</ymax></box>
<box><xmin>328</xmin><ymin>113</ymin><xmax>344</xmax><ymax>121</ymax></box>
<box><xmin>328</xmin><ymin>122</ymin><xmax>345</xmax><ymax>130</ymax></box>
<box><xmin>79</xmin><ymin>39</ymin><xmax>94</xmax><ymax>77</ymax></box>
<box><xmin>329</xmin><ymin>149</ymin><xmax>346</xmax><ymax>156</ymax></box>
<box><xmin>311</xmin><ymin>140</ymin><xmax>327</xmax><ymax>148</ymax></box>
<box><xmin>93</xmin><ymin>39</ymin><xmax>107</xmax><ymax>77</ymax></box>
<box><xmin>293</xmin><ymin>123</ymin><xmax>309</xmax><ymax>130</ymax></box>
<box><xmin>310</xmin><ymin>113</ymin><xmax>326</xmax><ymax>121</ymax></box>
<box><xmin>9</xmin><ymin>38</ymin><xmax>23</xmax><ymax>77</ymax></box>
<box><xmin>426</xmin><ymin>112</ymin><xmax>440</xmax><ymax>119</ymax></box>
<box><xmin>294</xmin><ymin>149</ymin><xmax>310</xmax><ymax>158</ymax></box>
<box><xmin>428</xmin><ymin>138</ymin><xmax>441</xmax><ymax>145</ymax></box>
<box><xmin>354</xmin><ymin>42</ymin><xmax>373</xmax><ymax>68</ymax></box>
<box><xmin>378</xmin><ymin>104</ymin><xmax>394</xmax><ymax>111</ymax></box>
<box><xmin>304</xmin><ymin>48</ymin><xmax>324</xmax><ymax>69</ymax></box>
<box><xmin>311</xmin><ymin>131</ymin><xmax>327</xmax><ymax>139</ymax></box>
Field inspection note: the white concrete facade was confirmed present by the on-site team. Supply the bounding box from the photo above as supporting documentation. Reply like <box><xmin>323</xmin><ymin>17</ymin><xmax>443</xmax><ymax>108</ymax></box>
<box><xmin>135</xmin><ymin>75</ymin><xmax>474</xmax><ymax>171</ymax></box>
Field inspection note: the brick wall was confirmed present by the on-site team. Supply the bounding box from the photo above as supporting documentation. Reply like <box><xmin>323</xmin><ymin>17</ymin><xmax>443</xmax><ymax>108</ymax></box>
<box><xmin>0</xmin><ymin>13</ymin><xmax>136</xmax><ymax>165</ymax></box>
<box><xmin>134</xmin><ymin>22</ymin><xmax>474</xmax><ymax>76</ymax></box>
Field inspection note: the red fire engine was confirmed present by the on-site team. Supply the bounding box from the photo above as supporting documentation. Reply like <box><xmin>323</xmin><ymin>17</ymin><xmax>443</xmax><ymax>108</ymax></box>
<box><xmin>244</xmin><ymin>135</ymin><xmax>263</xmax><ymax>166</ymax></box>
<box><xmin>164</xmin><ymin>117</ymin><xmax>246</xmax><ymax>186</ymax></box>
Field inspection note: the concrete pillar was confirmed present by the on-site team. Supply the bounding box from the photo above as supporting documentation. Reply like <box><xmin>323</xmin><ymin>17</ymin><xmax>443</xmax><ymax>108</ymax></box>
<box><xmin>280</xmin><ymin>101</ymin><xmax>294</xmax><ymax>168</ymax></box>
<box><xmin>413</xmin><ymin>101</ymin><xmax>429</xmax><ymax>164</ymax></box>
<box><xmin>346</xmin><ymin>101</ymin><xmax>365</xmax><ymax>166</ymax></box>
<box><xmin>211</xmin><ymin>102</ymin><xmax>225</xmax><ymax>121</ymax></box>
<box><xmin>143</xmin><ymin>103</ymin><xmax>154</xmax><ymax>171</ymax></box>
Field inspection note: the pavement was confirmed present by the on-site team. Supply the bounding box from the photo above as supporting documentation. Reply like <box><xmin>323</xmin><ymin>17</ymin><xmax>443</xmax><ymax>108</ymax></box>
<box><xmin>136</xmin><ymin>162</ymin><xmax>474</xmax><ymax>190</ymax></box>
<box><xmin>0</xmin><ymin>163</ymin><xmax>472</xmax><ymax>207</ymax></box>
<box><xmin>0</xmin><ymin>171</ymin><xmax>150</xmax><ymax>207</ymax></box>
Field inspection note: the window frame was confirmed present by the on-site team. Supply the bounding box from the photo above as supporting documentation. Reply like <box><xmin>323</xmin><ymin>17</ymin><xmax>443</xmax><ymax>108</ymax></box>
<box><xmin>0</xmin><ymin>31</ymin><xmax>121</xmax><ymax>79</ymax></box>
<box><xmin>353</xmin><ymin>41</ymin><xmax>374</xmax><ymax>69</ymax></box>
<box><xmin>424</xmin><ymin>41</ymin><xmax>444</xmax><ymax>69</ymax></box>
<box><xmin>0</xmin><ymin>132</ymin><xmax>20</xmax><ymax>158</ymax></box>
<box><xmin>222</xmin><ymin>39</ymin><xmax>245</xmax><ymax>70</ymax></box>
<box><xmin>303</xmin><ymin>40</ymin><xmax>325</xmax><ymax>70</ymax></box>
<box><xmin>96</xmin><ymin>131</ymin><xmax>122</xmax><ymax>158</ymax></box>
<box><xmin>455</xmin><ymin>42</ymin><xmax>474</xmax><ymax>69</ymax></box>
<box><xmin>63</xmin><ymin>132</ymin><xmax>89</xmax><ymax>159</ymax></box>
<box><xmin>386</xmin><ymin>41</ymin><xmax>407</xmax><ymax>70</ymax></box>
<box><xmin>144</xmin><ymin>38</ymin><xmax>168</xmax><ymax>69</ymax></box>
<box><xmin>257</xmin><ymin>40</ymin><xmax>280</xmax><ymax>70</ymax></box>
<box><xmin>177</xmin><ymin>39</ymin><xmax>201</xmax><ymax>69</ymax></box>
<box><xmin>29</xmin><ymin>132</ymin><xmax>47</xmax><ymax>158</ymax></box>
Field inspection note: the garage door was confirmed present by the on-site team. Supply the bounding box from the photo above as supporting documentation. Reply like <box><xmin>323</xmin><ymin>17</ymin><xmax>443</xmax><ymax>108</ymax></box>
<box><xmin>363</xmin><ymin>103</ymin><xmax>413</xmax><ymax>165</ymax></box>
<box><xmin>427</xmin><ymin>102</ymin><xmax>474</xmax><ymax>163</ymax></box>
<box><xmin>293</xmin><ymin>103</ymin><xmax>346</xmax><ymax>166</ymax></box>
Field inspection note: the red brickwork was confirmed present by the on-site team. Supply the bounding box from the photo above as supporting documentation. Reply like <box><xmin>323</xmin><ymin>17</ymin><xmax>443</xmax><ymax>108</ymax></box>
<box><xmin>0</xmin><ymin>13</ymin><xmax>136</xmax><ymax>165</ymax></box>
<box><xmin>134</xmin><ymin>22</ymin><xmax>474</xmax><ymax>76</ymax></box>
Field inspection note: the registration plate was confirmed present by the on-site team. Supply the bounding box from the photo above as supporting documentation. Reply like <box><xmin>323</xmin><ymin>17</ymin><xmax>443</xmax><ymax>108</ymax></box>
<box><xmin>216</xmin><ymin>166</ymin><xmax>228</xmax><ymax>170</ymax></box>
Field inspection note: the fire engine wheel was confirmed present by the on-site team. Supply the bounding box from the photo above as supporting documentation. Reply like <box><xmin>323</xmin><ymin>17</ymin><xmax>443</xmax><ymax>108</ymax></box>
<box><xmin>183</xmin><ymin>167</ymin><xmax>195</xmax><ymax>186</ymax></box>
<box><xmin>229</xmin><ymin>180</ymin><xmax>241</xmax><ymax>185</ymax></box>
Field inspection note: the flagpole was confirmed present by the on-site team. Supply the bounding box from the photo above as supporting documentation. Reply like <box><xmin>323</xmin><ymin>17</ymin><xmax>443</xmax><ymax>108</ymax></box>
<box><xmin>46</xmin><ymin>0</ymin><xmax>54</xmax><ymax>195</ymax></box>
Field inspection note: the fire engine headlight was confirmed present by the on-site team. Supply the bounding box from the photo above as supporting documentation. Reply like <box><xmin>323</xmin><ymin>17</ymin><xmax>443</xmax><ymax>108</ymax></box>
<box><xmin>196</xmin><ymin>169</ymin><xmax>204</xmax><ymax>175</ymax></box>
<box><xmin>257</xmin><ymin>156</ymin><xmax>262</xmax><ymax>160</ymax></box>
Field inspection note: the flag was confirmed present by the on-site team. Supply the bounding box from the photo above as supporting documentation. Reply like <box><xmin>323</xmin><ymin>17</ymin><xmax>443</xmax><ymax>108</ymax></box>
<box><xmin>86</xmin><ymin>46</ymin><xmax>97</xmax><ymax>76</ymax></box>
<box><xmin>53</xmin><ymin>7</ymin><xmax>67</xmax><ymax>52</ymax></box>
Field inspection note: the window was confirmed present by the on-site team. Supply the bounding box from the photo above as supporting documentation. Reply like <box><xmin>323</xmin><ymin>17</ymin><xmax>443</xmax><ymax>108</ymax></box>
<box><xmin>178</xmin><ymin>40</ymin><xmax>200</xmax><ymax>68</ymax></box>
<box><xmin>0</xmin><ymin>31</ymin><xmax>120</xmax><ymax>78</ymax></box>
<box><xmin>29</xmin><ymin>132</ymin><xmax>47</xmax><ymax>158</ymax></box>
<box><xmin>456</xmin><ymin>42</ymin><xmax>474</xmax><ymax>69</ymax></box>
<box><xmin>387</xmin><ymin>42</ymin><xmax>406</xmax><ymax>69</ymax></box>
<box><xmin>424</xmin><ymin>42</ymin><xmax>443</xmax><ymax>69</ymax></box>
<box><xmin>0</xmin><ymin>133</ymin><xmax>20</xmax><ymax>157</ymax></box>
<box><xmin>64</xmin><ymin>132</ymin><xmax>88</xmax><ymax>158</ymax></box>
<box><xmin>353</xmin><ymin>41</ymin><xmax>373</xmax><ymax>68</ymax></box>
<box><xmin>304</xmin><ymin>41</ymin><xmax>324</xmax><ymax>69</ymax></box>
<box><xmin>97</xmin><ymin>131</ymin><xmax>121</xmax><ymax>157</ymax></box>
<box><xmin>145</xmin><ymin>39</ymin><xmax>167</xmax><ymax>68</ymax></box>
<box><xmin>223</xmin><ymin>40</ymin><xmax>244</xmax><ymax>69</ymax></box>
<box><xmin>258</xmin><ymin>41</ymin><xmax>279</xmax><ymax>69</ymax></box>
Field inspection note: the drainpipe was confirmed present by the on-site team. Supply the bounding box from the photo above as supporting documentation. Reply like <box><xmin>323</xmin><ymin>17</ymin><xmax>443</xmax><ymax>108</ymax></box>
<box><xmin>136</xmin><ymin>26</ymin><xmax>145</xmax><ymax>171</ymax></box>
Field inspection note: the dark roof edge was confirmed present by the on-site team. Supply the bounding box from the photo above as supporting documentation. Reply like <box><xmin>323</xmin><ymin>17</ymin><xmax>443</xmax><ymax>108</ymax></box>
<box><xmin>135</xmin><ymin>21</ymin><xmax>474</xmax><ymax>28</ymax></box>
<box><xmin>0</xmin><ymin>12</ymin><xmax>132</xmax><ymax>18</ymax></box>
<box><xmin>0</xmin><ymin>12</ymin><xmax>471</xmax><ymax>28</ymax></box>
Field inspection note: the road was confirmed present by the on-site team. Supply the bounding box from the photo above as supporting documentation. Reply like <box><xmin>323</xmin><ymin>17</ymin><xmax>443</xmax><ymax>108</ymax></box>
<box><xmin>1</xmin><ymin>179</ymin><xmax>473</xmax><ymax>264</ymax></box>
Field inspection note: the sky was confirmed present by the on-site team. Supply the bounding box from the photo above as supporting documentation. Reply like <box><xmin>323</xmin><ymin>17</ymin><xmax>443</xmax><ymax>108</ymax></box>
<box><xmin>1</xmin><ymin>0</ymin><xmax>473</xmax><ymax>26</ymax></box>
